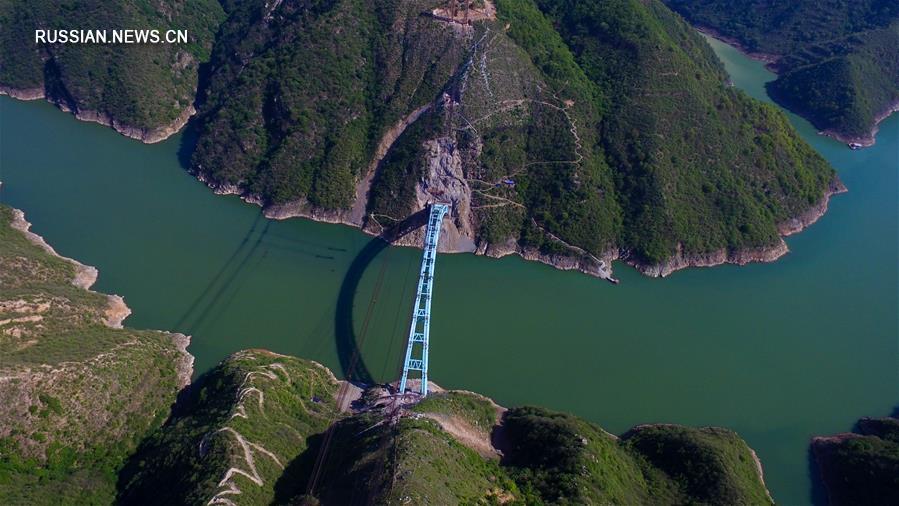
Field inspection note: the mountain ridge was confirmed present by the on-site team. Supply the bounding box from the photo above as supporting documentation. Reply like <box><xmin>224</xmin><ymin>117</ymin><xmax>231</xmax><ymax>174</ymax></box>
<box><xmin>0</xmin><ymin>0</ymin><xmax>842</xmax><ymax>279</ymax></box>
<box><xmin>665</xmin><ymin>0</ymin><xmax>899</xmax><ymax>146</ymax></box>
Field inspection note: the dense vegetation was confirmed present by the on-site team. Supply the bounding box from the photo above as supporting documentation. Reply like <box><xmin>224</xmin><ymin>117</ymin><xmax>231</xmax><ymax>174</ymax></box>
<box><xmin>666</xmin><ymin>0</ymin><xmax>899</xmax><ymax>140</ymax></box>
<box><xmin>304</xmin><ymin>413</ymin><xmax>519</xmax><ymax>504</ymax></box>
<box><xmin>768</xmin><ymin>22</ymin><xmax>899</xmax><ymax>139</ymax></box>
<box><xmin>191</xmin><ymin>0</ymin><xmax>836</xmax><ymax>269</ymax></box>
<box><xmin>113</xmin><ymin>382</ymin><xmax>772</xmax><ymax>505</ymax></box>
<box><xmin>0</xmin><ymin>0</ymin><xmax>224</xmax><ymax>131</ymax></box>
<box><xmin>0</xmin><ymin>205</ymin><xmax>188</xmax><ymax>504</ymax></box>
<box><xmin>511</xmin><ymin>0</ymin><xmax>834</xmax><ymax>263</ymax></box>
<box><xmin>192</xmin><ymin>0</ymin><xmax>465</xmax><ymax>208</ymax></box>
<box><xmin>501</xmin><ymin>406</ymin><xmax>772</xmax><ymax>505</ymax></box>
<box><xmin>0</xmin><ymin>0</ymin><xmax>844</xmax><ymax>270</ymax></box>
<box><xmin>812</xmin><ymin>415</ymin><xmax>899</xmax><ymax>506</ymax></box>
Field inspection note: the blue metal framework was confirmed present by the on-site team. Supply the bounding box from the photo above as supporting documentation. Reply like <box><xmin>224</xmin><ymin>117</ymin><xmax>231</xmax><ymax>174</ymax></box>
<box><xmin>398</xmin><ymin>203</ymin><xmax>450</xmax><ymax>396</ymax></box>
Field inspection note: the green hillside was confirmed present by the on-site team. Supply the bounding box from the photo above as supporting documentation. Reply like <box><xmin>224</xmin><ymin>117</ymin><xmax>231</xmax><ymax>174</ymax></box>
<box><xmin>118</xmin><ymin>350</ymin><xmax>340</xmax><ymax>505</ymax></box>
<box><xmin>666</xmin><ymin>0</ymin><xmax>899</xmax><ymax>141</ymax></box>
<box><xmin>812</xmin><ymin>415</ymin><xmax>899</xmax><ymax>506</ymax></box>
<box><xmin>304</xmin><ymin>413</ymin><xmax>519</xmax><ymax>504</ymax></box>
<box><xmin>768</xmin><ymin>22</ymin><xmax>899</xmax><ymax>139</ymax></box>
<box><xmin>501</xmin><ymin>406</ymin><xmax>772</xmax><ymax>505</ymax></box>
<box><xmin>0</xmin><ymin>206</ymin><xmax>190</xmax><ymax>505</ymax></box>
<box><xmin>0</xmin><ymin>0</ymin><xmax>224</xmax><ymax>134</ymax></box>
<box><xmin>192</xmin><ymin>0</ymin><xmax>836</xmax><ymax>271</ymax></box>
<box><xmin>0</xmin><ymin>0</ymin><xmax>841</xmax><ymax>272</ymax></box>
<box><xmin>114</xmin><ymin>376</ymin><xmax>772</xmax><ymax>506</ymax></box>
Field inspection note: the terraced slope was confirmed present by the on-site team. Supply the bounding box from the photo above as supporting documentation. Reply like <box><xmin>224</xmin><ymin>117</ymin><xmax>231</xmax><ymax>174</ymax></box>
<box><xmin>118</xmin><ymin>350</ymin><xmax>341</xmax><ymax>505</ymax></box>
<box><xmin>0</xmin><ymin>206</ymin><xmax>191</xmax><ymax>504</ymax></box>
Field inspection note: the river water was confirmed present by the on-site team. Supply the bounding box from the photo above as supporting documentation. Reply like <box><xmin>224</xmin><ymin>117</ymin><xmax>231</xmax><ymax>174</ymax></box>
<box><xmin>1</xmin><ymin>37</ymin><xmax>896</xmax><ymax>504</ymax></box>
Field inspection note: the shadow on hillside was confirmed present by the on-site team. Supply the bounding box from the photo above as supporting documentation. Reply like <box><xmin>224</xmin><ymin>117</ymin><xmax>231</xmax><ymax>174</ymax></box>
<box><xmin>808</xmin><ymin>446</ymin><xmax>828</xmax><ymax>506</ymax></box>
<box><xmin>334</xmin><ymin>209</ymin><xmax>429</xmax><ymax>385</ymax></box>
<box><xmin>272</xmin><ymin>432</ymin><xmax>326</xmax><ymax>503</ymax></box>
<box><xmin>115</xmin><ymin>367</ymin><xmax>223</xmax><ymax>504</ymax></box>
<box><xmin>176</xmin><ymin>119</ymin><xmax>199</xmax><ymax>170</ymax></box>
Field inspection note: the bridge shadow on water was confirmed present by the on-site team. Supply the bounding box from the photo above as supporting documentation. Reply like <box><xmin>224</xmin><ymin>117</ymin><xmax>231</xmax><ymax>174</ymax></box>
<box><xmin>172</xmin><ymin>214</ymin><xmax>269</xmax><ymax>334</ymax></box>
<box><xmin>334</xmin><ymin>209</ymin><xmax>430</xmax><ymax>385</ymax></box>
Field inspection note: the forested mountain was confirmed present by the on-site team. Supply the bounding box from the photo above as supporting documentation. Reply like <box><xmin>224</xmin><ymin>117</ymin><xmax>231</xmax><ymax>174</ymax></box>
<box><xmin>0</xmin><ymin>0</ymin><xmax>224</xmax><ymax>140</ymax></box>
<box><xmin>118</xmin><ymin>352</ymin><xmax>773</xmax><ymax>505</ymax></box>
<box><xmin>666</xmin><ymin>0</ymin><xmax>899</xmax><ymax>144</ymax></box>
<box><xmin>190</xmin><ymin>0</ymin><xmax>838</xmax><ymax>275</ymax></box>
<box><xmin>812</xmin><ymin>414</ymin><xmax>899</xmax><ymax>505</ymax></box>
<box><xmin>0</xmin><ymin>0</ymin><xmax>844</xmax><ymax>276</ymax></box>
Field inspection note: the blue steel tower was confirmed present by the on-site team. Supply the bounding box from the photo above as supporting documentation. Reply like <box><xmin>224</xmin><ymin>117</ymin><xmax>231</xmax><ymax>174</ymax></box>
<box><xmin>398</xmin><ymin>203</ymin><xmax>450</xmax><ymax>396</ymax></box>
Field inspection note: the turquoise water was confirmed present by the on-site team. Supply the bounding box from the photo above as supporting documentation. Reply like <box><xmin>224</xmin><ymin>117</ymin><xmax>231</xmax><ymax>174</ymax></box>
<box><xmin>1</xmin><ymin>38</ymin><xmax>897</xmax><ymax>504</ymax></box>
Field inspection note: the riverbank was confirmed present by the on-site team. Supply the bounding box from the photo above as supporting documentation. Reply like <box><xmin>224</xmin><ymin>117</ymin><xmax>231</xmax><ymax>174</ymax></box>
<box><xmin>9</xmin><ymin>207</ymin><xmax>130</xmax><ymax>327</ymax></box>
<box><xmin>629</xmin><ymin>178</ymin><xmax>847</xmax><ymax>277</ymax></box>
<box><xmin>0</xmin><ymin>85</ymin><xmax>194</xmax><ymax>144</ymax></box>
<box><xmin>695</xmin><ymin>29</ymin><xmax>898</xmax><ymax>149</ymax></box>
<box><xmin>696</xmin><ymin>26</ymin><xmax>780</xmax><ymax>67</ymax></box>
<box><xmin>0</xmin><ymin>204</ymin><xmax>197</xmax><ymax>503</ymax></box>
<box><xmin>820</xmin><ymin>100</ymin><xmax>899</xmax><ymax>147</ymax></box>
<box><xmin>198</xmin><ymin>170</ymin><xmax>844</xmax><ymax>281</ymax></box>
<box><xmin>6</xmin><ymin>207</ymin><xmax>193</xmax><ymax>388</ymax></box>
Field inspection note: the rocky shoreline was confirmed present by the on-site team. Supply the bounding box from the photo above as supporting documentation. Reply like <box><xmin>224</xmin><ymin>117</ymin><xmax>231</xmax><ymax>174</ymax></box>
<box><xmin>196</xmin><ymin>170</ymin><xmax>845</xmax><ymax>282</ymax></box>
<box><xmin>695</xmin><ymin>29</ymin><xmax>898</xmax><ymax>148</ymax></box>
<box><xmin>194</xmin><ymin>172</ymin><xmax>625</xmax><ymax>282</ymax></box>
<box><xmin>695</xmin><ymin>26</ymin><xmax>781</xmax><ymax>67</ymax></box>
<box><xmin>629</xmin><ymin>178</ymin><xmax>847</xmax><ymax>277</ymax></box>
<box><xmin>820</xmin><ymin>99</ymin><xmax>899</xmax><ymax>147</ymax></box>
<box><xmin>7</xmin><ymin>207</ymin><xmax>193</xmax><ymax>367</ymax></box>
<box><xmin>0</xmin><ymin>85</ymin><xmax>194</xmax><ymax>144</ymax></box>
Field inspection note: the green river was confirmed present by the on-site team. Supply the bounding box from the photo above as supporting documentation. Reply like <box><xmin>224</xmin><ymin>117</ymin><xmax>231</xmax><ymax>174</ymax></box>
<box><xmin>1</xmin><ymin>37</ymin><xmax>896</xmax><ymax>504</ymax></box>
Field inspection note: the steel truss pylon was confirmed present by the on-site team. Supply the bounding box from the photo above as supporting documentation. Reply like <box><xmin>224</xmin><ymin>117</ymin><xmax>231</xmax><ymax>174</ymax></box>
<box><xmin>398</xmin><ymin>203</ymin><xmax>450</xmax><ymax>396</ymax></box>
